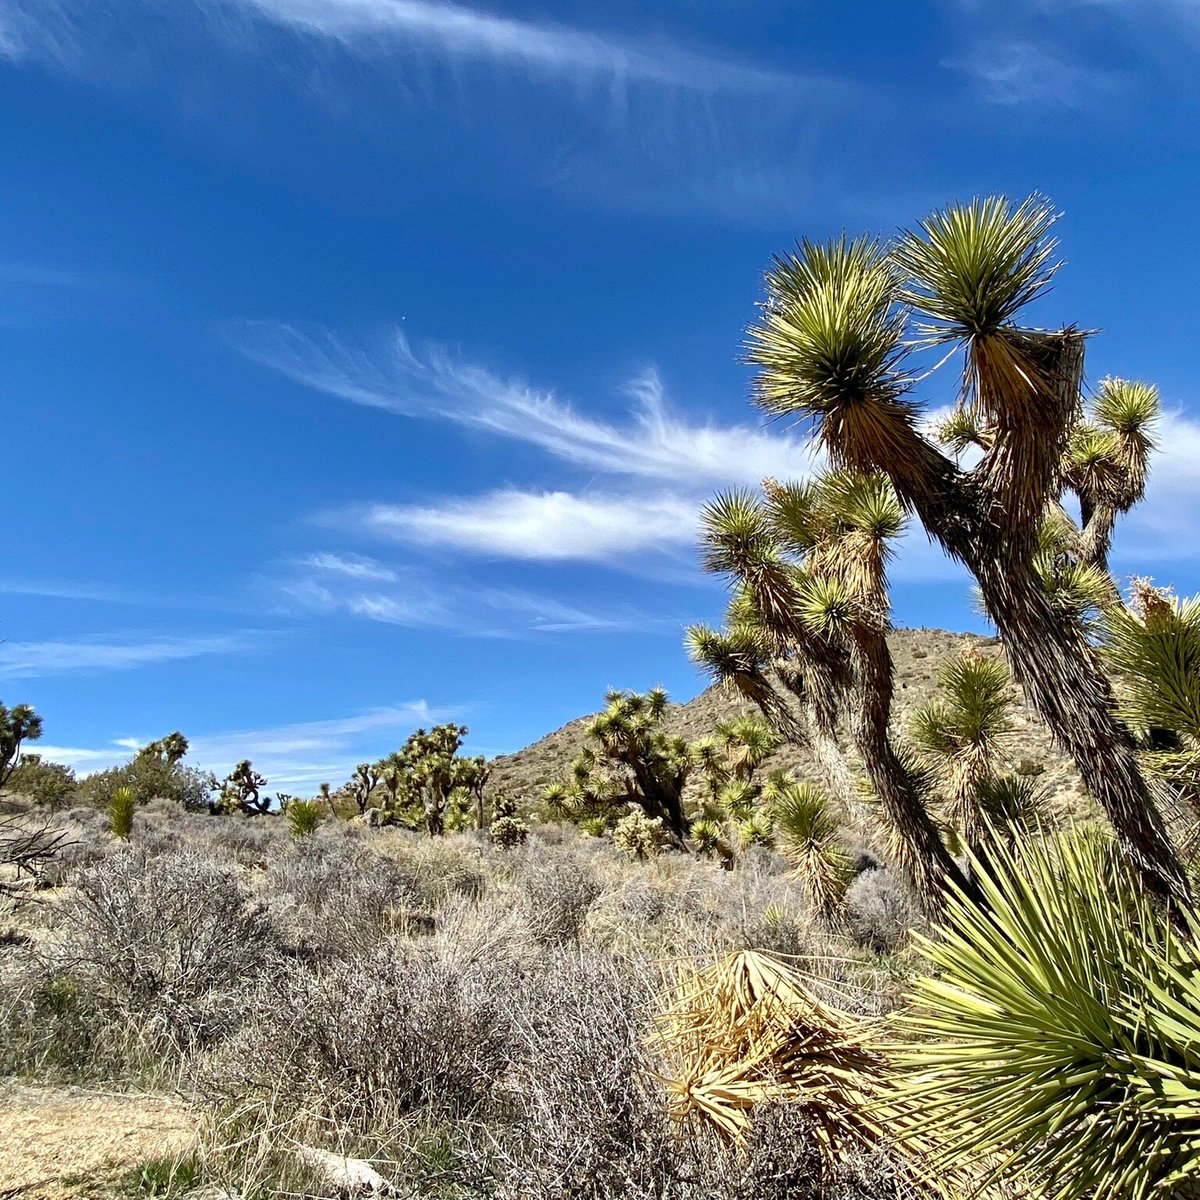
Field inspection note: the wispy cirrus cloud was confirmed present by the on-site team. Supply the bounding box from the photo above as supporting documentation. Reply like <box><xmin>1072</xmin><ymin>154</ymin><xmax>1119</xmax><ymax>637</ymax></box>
<box><xmin>273</xmin><ymin>550</ymin><xmax>669</xmax><ymax>635</ymax></box>
<box><xmin>237</xmin><ymin>325</ymin><xmax>817</xmax><ymax>488</ymax></box>
<box><xmin>354</xmin><ymin>490</ymin><xmax>697</xmax><ymax>562</ymax></box>
<box><xmin>230</xmin><ymin>0</ymin><xmax>802</xmax><ymax>94</ymax></box>
<box><xmin>38</xmin><ymin>700</ymin><xmax>451</xmax><ymax>786</ymax></box>
<box><xmin>945</xmin><ymin>37</ymin><xmax>1125</xmax><ymax>107</ymax></box>
<box><xmin>0</xmin><ymin>632</ymin><xmax>259</xmax><ymax>678</ymax></box>
<box><xmin>0</xmin><ymin>0</ymin><xmax>853</xmax><ymax>221</ymax></box>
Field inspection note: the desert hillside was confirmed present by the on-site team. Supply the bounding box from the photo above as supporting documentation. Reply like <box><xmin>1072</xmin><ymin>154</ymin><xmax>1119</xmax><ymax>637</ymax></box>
<box><xmin>489</xmin><ymin>627</ymin><xmax>1085</xmax><ymax>815</ymax></box>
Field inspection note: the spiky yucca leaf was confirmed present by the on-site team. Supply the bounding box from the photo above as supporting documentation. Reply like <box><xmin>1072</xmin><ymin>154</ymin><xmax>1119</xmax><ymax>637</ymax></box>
<box><xmin>935</xmin><ymin>404</ymin><xmax>992</xmax><ymax>454</ymax></box>
<box><xmin>650</xmin><ymin>950</ymin><xmax>890</xmax><ymax>1160</ymax></box>
<box><xmin>797</xmin><ymin>574</ymin><xmax>866</xmax><ymax>638</ymax></box>
<box><xmin>1102</xmin><ymin>589</ymin><xmax>1200</xmax><ymax>743</ymax></box>
<box><xmin>771</xmin><ymin>780</ymin><xmax>853</xmax><ymax>919</ymax></box>
<box><xmin>737</xmin><ymin>810</ymin><xmax>775</xmax><ymax>849</ymax></box>
<box><xmin>1093</xmin><ymin>376</ymin><xmax>1159</xmax><ymax>437</ymax></box>
<box><xmin>761</xmin><ymin>476</ymin><xmax>821</xmax><ymax>554</ymax></box>
<box><xmin>817</xmin><ymin>470</ymin><xmax>907</xmax><ymax>545</ymax></box>
<box><xmin>699</xmin><ymin>489</ymin><xmax>775</xmax><ymax>576</ymax></box>
<box><xmin>748</xmin><ymin>238</ymin><xmax>921</xmax><ymax>471</ymax></box>
<box><xmin>973</xmin><ymin>773</ymin><xmax>1047</xmax><ymax>838</ymax></box>
<box><xmin>893</xmin><ymin>830</ymin><xmax>1200</xmax><ymax>1200</ymax></box>
<box><xmin>895</xmin><ymin>194</ymin><xmax>1060</xmax><ymax>340</ymax></box>
<box><xmin>717</xmin><ymin>778</ymin><xmax>759</xmax><ymax>821</ymax></box>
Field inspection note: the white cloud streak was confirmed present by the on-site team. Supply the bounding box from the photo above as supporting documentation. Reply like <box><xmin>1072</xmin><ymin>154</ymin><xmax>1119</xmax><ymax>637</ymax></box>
<box><xmin>38</xmin><ymin>701</ymin><xmax>451</xmax><ymax>787</ymax></box>
<box><xmin>230</xmin><ymin>0</ymin><xmax>801</xmax><ymax>94</ymax></box>
<box><xmin>945</xmin><ymin>37</ymin><xmax>1123</xmax><ymax>107</ymax></box>
<box><xmin>356</xmin><ymin>490</ymin><xmax>697</xmax><ymax>562</ymax></box>
<box><xmin>239</xmin><ymin>325</ymin><xmax>817</xmax><ymax>488</ymax></box>
<box><xmin>275</xmin><ymin>550</ymin><xmax>667</xmax><ymax>634</ymax></box>
<box><xmin>0</xmin><ymin>633</ymin><xmax>256</xmax><ymax>678</ymax></box>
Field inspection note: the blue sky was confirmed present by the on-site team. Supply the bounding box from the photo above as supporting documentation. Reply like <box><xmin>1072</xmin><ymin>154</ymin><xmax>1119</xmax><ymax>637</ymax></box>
<box><xmin>4</xmin><ymin>0</ymin><xmax>1200</xmax><ymax>790</ymax></box>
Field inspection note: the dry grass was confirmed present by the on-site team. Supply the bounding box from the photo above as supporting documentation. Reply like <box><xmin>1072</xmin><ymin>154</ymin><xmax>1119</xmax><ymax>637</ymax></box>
<box><xmin>0</xmin><ymin>1082</ymin><xmax>197</xmax><ymax>1200</ymax></box>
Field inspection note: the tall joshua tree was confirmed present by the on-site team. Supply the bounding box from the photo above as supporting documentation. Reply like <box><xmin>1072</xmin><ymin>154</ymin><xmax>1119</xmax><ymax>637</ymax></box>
<box><xmin>747</xmin><ymin>196</ymin><xmax>1189</xmax><ymax>908</ymax></box>
<box><xmin>689</xmin><ymin>472</ymin><xmax>970</xmax><ymax>909</ymax></box>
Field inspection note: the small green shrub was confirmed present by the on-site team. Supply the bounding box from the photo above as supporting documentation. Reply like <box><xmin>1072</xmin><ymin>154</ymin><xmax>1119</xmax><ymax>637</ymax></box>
<box><xmin>4</xmin><ymin>754</ymin><xmax>76</xmax><ymax>807</ymax></box>
<box><xmin>109</xmin><ymin>786</ymin><xmax>135</xmax><ymax>840</ymax></box>
<box><xmin>284</xmin><ymin>798</ymin><xmax>323</xmax><ymax>838</ymax></box>
<box><xmin>124</xmin><ymin>1154</ymin><xmax>199</xmax><ymax>1198</ymax></box>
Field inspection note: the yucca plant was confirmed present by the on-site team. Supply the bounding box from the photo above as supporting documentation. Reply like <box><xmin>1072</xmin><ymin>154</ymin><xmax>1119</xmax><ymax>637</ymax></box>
<box><xmin>768</xmin><ymin>779</ymin><xmax>853</xmax><ymax>921</ymax></box>
<box><xmin>1101</xmin><ymin>581</ymin><xmax>1200</xmax><ymax>852</ymax></box>
<box><xmin>285</xmin><ymin>797</ymin><xmax>323</xmax><ymax>838</ymax></box>
<box><xmin>745</xmin><ymin>194</ymin><xmax>1189</xmax><ymax>910</ymax></box>
<box><xmin>649</xmin><ymin>949</ymin><xmax>890</xmax><ymax>1164</ymax></box>
<box><xmin>691</xmin><ymin>470</ymin><xmax>969</xmax><ymax>913</ymax></box>
<box><xmin>892</xmin><ymin>829</ymin><xmax>1200</xmax><ymax>1200</ymax></box>
<box><xmin>910</xmin><ymin>650</ymin><xmax>1017</xmax><ymax>849</ymax></box>
<box><xmin>109</xmin><ymin>784</ymin><xmax>135</xmax><ymax>840</ymax></box>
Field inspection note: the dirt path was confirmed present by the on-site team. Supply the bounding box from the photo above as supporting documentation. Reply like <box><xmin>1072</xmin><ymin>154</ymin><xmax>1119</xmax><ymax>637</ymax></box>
<box><xmin>0</xmin><ymin>1082</ymin><xmax>197</xmax><ymax>1200</ymax></box>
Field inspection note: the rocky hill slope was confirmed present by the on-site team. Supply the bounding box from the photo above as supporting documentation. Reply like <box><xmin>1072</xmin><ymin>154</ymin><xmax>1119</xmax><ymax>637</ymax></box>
<box><xmin>489</xmin><ymin>627</ymin><xmax>1086</xmax><ymax>815</ymax></box>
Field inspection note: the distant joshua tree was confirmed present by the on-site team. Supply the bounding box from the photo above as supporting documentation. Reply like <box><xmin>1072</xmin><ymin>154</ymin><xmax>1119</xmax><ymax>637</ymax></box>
<box><xmin>219</xmin><ymin>760</ymin><xmax>271</xmax><ymax>815</ymax></box>
<box><xmin>0</xmin><ymin>700</ymin><xmax>43</xmax><ymax>792</ymax></box>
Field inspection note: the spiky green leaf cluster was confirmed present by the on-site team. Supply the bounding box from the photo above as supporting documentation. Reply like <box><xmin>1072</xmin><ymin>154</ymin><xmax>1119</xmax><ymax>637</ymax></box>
<box><xmin>895</xmin><ymin>829</ymin><xmax>1200</xmax><ymax>1199</ymax></box>
<box><xmin>895</xmin><ymin>194</ymin><xmax>1060</xmax><ymax>340</ymax></box>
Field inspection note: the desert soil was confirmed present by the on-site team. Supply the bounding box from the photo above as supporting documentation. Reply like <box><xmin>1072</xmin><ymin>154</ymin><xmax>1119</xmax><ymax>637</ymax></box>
<box><xmin>0</xmin><ymin>1082</ymin><xmax>197</xmax><ymax>1200</ymax></box>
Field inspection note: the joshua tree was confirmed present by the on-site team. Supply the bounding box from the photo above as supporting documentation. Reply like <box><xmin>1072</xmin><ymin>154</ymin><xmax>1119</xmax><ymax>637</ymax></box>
<box><xmin>745</xmin><ymin>195</ymin><xmax>1189</xmax><ymax>908</ymax></box>
<box><xmin>546</xmin><ymin>688</ymin><xmax>693</xmax><ymax>845</ymax></box>
<box><xmin>910</xmin><ymin>650</ymin><xmax>1046</xmax><ymax>855</ymax></box>
<box><xmin>689</xmin><ymin>472</ymin><xmax>970</xmax><ymax>909</ymax></box>
<box><xmin>1100</xmin><ymin>580</ymin><xmax>1200</xmax><ymax>855</ymax></box>
<box><xmin>318</xmin><ymin>781</ymin><xmax>336</xmax><ymax>818</ymax></box>
<box><xmin>375</xmin><ymin>724</ymin><xmax>479</xmax><ymax>836</ymax></box>
<box><xmin>459</xmin><ymin>755</ymin><xmax>490</xmax><ymax>830</ymax></box>
<box><xmin>138</xmin><ymin>731</ymin><xmax>189</xmax><ymax>766</ymax></box>
<box><xmin>350</xmin><ymin>762</ymin><xmax>380</xmax><ymax>815</ymax></box>
<box><xmin>0</xmin><ymin>701</ymin><xmax>43</xmax><ymax>792</ymax></box>
<box><xmin>219</xmin><ymin>759</ymin><xmax>270</xmax><ymax>815</ymax></box>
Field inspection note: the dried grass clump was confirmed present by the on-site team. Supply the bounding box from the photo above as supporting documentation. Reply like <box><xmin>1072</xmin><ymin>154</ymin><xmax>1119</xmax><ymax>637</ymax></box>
<box><xmin>516</xmin><ymin>855</ymin><xmax>603</xmax><ymax>945</ymax></box>
<box><xmin>201</xmin><ymin>943</ymin><xmax>509</xmax><ymax>1138</ymax></box>
<box><xmin>53</xmin><ymin>847</ymin><xmax>275</xmax><ymax>1055</ymax></box>
<box><xmin>843</xmin><ymin>867</ymin><xmax>923</xmax><ymax>954</ymax></box>
<box><xmin>649</xmin><ymin>950</ymin><xmax>889</xmax><ymax>1162</ymax></box>
<box><xmin>264</xmin><ymin>837</ymin><xmax>423</xmax><ymax>960</ymax></box>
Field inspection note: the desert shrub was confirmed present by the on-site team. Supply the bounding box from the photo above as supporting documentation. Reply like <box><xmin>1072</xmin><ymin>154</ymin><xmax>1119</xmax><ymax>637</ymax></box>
<box><xmin>518</xmin><ymin>857</ymin><xmax>603</xmax><ymax>945</ymax></box>
<box><xmin>480</xmin><ymin>951</ymin><xmax>677</xmax><ymax>1200</ymax></box>
<box><xmin>78</xmin><ymin>757</ymin><xmax>215</xmax><ymax>812</ymax></box>
<box><xmin>383</xmin><ymin>834</ymin><xmax>486</xmax><ymax>908</ymax></box>
<box><xmin>733</xmin><ymin>901</ymin><xmax>814</xmax><ymax>958</ymax></box>
<box><xmin>490</xmin><ymin>815</ymin><xmax>528</xmax><ymax>849</ymax></box>
<box><xmin>611</xmin><ymin>808</ymin><xmax>666</xmax><ymax>860</ymax></box>
<box><xmin>0</xmin><ymin>953</ymin><xmax>109</xmax><ymax>1077</ymax></box>
<box><xmin>843</xmin><ymin>868</ymin><xmax>921</xmax><ymax>954</ymax></box>
<box><xmin>52</xmin><ymin>847</ymin><xmax>274</xmax><ymax>1054</ymax></box>
<box><xmin>264</xmin><ymin>838</ymin><xmax>423</xmax><ymax>960</ymax></box>
<box><xmin>5</xmin><ymin>754</ymin><xmax>76</xmax><ymax>807</ymax></box>
<box><xmin>109</xmin><ymin>785</ymin><xmax>135</xmax><ymax>840</ymax></box>
<box><xmin>284</xmin><ymin>798</ymin><xmax>323</xmax><ymax>838</ymax></box>
<box><xmin>204</xmin><ymin>944</ymin><xmax>509</xmax><ymax>1135</ymax></box>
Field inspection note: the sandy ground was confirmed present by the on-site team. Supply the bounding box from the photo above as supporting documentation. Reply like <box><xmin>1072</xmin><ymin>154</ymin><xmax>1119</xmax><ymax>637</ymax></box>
<box><xmin>0</xmin><ymin>1082</ymin><xmax>197</xmax><ymax>1199</ymax></box>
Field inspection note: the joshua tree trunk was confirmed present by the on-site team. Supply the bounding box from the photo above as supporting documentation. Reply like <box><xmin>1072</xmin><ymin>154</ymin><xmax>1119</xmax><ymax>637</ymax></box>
<box><xmin>848</xmin><ymin>629</ymin><xmax>973</xmax><ymax>912</ymax></box>
<box><xmin>970</xmin><ymin>554</ymin><xmax>1190</xmax><ymax>911</ymax></box>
